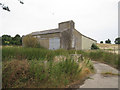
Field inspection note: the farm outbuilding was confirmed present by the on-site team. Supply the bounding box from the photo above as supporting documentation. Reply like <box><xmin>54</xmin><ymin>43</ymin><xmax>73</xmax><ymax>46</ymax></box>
<box><xmin>25</xmin><ymin>20</ymin><xmax>97</xmax><ymax>50</ymax></box>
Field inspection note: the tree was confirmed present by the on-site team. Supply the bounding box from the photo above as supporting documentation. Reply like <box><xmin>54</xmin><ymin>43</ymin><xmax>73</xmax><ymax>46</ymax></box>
<box><xmin>105</xmin><ymin>39</ymin><xmax>111</xmax><ymax>44</ymax></box>
<box><xmin>2</xmin><ymin>35</ymin><xmax>12</xmax><ymax>45</ymax></box>
<box><xmin>2</xmin><ymin>34</ymin><xmax>22</xmax><ymax>45</ymax></box>
<box><xmin>12</xmin><ymin>34</ymin><xmax>22</xmax><ymax>45</ymax></box>
<box><xmin>22</xmin><ymin>34</ymin><xmax>39</xmax><ymax>48</ymax></box>
<box><xmin>91</xmin><ymin>43</ymin><xmax>99</xmax><ymax>50</ymax></box>
<box><xmin>114</xmin><ymin>37</ymin><xmax>120</xmax><ymax>44</ymax></box>
<box><xmin>100</xmin><ymin>41</ymin><xmax>103</xmax><ymax>43</ymax></box>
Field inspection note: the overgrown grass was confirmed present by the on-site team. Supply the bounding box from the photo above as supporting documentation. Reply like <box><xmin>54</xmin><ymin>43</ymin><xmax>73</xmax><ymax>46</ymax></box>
<box><xmin>84</xmin><ymin>50</ymin><xmax>119</xmax><ymax>69</ymax></box>
<box><xmin>2</xmin><ymin>47</ymin><xmax>67</xmax><ymax>61</ymax></box>
<box><xmin>2</xmin><ymin>46</ymin><xmax>119</xmax><ymax>69</ymax></box>
<box><xmin>2</xmin><ymin>58</ymin><xmax>94</xmax><ymax>88</ymax></box>
<box><xmin>2</xmin><ymin>46</ymin><xmax>119</xmax><ymax>88</ymax></box>
<box><xmin>2</xmin><ymin>46</ymin><xmax>94</xmax><ymax>88</ymax></box>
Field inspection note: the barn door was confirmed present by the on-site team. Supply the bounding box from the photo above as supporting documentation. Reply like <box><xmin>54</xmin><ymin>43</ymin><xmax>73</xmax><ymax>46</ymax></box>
<box><xmin>49</xmin><ymin>37</ymin><xmax>60</xmax><ymax>50</ymax></box>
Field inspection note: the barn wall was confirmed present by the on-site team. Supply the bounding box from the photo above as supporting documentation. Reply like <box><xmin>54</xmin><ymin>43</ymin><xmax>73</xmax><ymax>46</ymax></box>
<box><xmin>34</xmin><ymin>33</ymin><xmax>61</xmax><ymax>49</ymax></box>
<box><xmin>60</xmin><ymin>29</ymin><xmax>72</xmax><ymax>50</ymax></box>
<box><xmin>27</xmin><ymin>21</ymin><xmax>97</xmax><ymax>50</ymax></box>
<box><xmin>81</xmin><ymin>35</ymin><xmax>96</xmax><ymax>50</ymax></box>
<box><xmin>73</xmin><ymin>30</ymin><xmax>82</xmax><ymax>50</ymax></box>
<box><xmin>39</xmin><ymin>38</ymin><xmax>49</xmax><ymax>49</ymax></box>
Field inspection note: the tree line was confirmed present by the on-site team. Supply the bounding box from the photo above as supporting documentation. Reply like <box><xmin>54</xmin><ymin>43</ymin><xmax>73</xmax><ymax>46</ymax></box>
<box><xmin>1</xmin><ymin>34</ymin><xmax>22</xmax><ymax>45</ymax></box>
<box><xmin>100</xmin><ymin>38</ymin><xmax>120</xmax><ymax>44</ymax></box>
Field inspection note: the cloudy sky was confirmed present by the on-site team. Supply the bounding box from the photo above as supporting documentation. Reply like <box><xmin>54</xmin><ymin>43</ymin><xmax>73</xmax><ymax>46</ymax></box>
<box><xmin>0</xmin><ymin>0</ymin><xmax>119</xmax><ymax>43</ymax></box>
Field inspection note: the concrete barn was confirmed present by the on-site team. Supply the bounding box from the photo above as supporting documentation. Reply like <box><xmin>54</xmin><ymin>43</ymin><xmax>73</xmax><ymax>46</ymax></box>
<box><xmin>27</xmin><ymin>20</ymin><xmax>97</xmax><ymax>50</ymax></box>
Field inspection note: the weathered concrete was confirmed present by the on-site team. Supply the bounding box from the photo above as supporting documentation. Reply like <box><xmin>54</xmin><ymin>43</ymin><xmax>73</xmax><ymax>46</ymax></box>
<box><xmin>38</xmin><ymin>33</ymin><xmax>60</xmax><ymax>49</ymax></box>
<box><xmin>59</xmin><ymin>20</ymin><xmax>74</xmax><ymax>30</ymax></box>
<box><xmin>72</xmin><ymin>30</ymin><xmax>82</xmax><ymax>50</ymax></box>
<box><xmin>24</xmin><ymin>20</ymin><xmax>97</xmax><ymax>50</ymax></box>
<box><xmin>80</xmin><ymin>61</ymin><xmax>119</xmax><ymax>88</ymax></box>
<box><xmin>61</xmin><ymin>29</ymin><xmax>72</xmax><ymax>49</ymax></box>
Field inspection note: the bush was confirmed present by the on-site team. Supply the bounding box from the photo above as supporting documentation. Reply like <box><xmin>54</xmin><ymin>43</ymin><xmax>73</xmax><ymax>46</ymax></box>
<box><xmin>22</xmin><ymin>34</ymin><xmax>39</xmax><ymax>48</ymax></box>
<box><xmin>105</xmin><ymin>39</ymin><xmax>111</xmax><ymax>44</ymax></box>
<box><xmin>91</xmin><ymin>43</ymin><xmax>99</xmax><ymax>50</ymax></box>
<box><xmin>87</xmin><ymin>50</ymin><xmax>119</xmax><ymax>69</ymax></box>
<box><xmin>2</xmin><ymin>34</ymin><xmax>22</xmax><ymax>46</ymax></box>
<box><xmin>100</xmin><ymin>41</ymin><xmax>103</xmax><ymax>43</ymax></box>
<box><xmin>114</xmin><ymin>37</ymin><xmax>120</xmax><ymax>44</ymax></box>
<box><xmin>2</xmin><ymin>60</ymin><xmax>29</xmax><ymax>88</ymax></box>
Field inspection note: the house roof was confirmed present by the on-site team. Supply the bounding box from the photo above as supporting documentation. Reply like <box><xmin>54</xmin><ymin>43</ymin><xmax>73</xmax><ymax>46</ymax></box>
<box><xmin>31</xmin><ymin>28</ymin><xmax>96</xmax><ymax>42</ymax></box>
<box><xmin>31</xmin><ymin>28</ymin><xmax>60</xmax><ymax>35</ymax></box>
<box><xmin>31</xmin><ymin>28</ymin><xmax>69</xmax><ymax>35</ymax></box>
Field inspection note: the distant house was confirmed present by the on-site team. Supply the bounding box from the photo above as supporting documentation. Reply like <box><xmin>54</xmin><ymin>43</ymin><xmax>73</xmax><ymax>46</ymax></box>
<box><xmin>25</xmin><ymin>20</ymin><xmax>97</xmax><ymax>50</ymax></box>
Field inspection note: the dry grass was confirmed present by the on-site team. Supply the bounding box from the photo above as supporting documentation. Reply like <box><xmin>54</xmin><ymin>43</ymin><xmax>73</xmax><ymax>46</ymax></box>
<box><xmin>101</xmin><ymin>72</ymin><xmax>120</xmax><ymax>77</ymax></box>
<box><xmin>2</xmin><ymin>57</ymin><xmax>94</xmax><ymax>88</ymax></box>
<box><xmin>97</xmin><ymin>43</ymin><xmax>119</xmax><ymax>54</ymax></box>
<box><xmin>97</xmin><ymin>43</ymin><xmax>119</xmax><ymax>50</ymax></box>
<box><xmin>2</xmin><ymin>60</ymin><xmax>29</xmax><ymax>88</ymax></box>
<box><xmin>2</xmin><ymin>47</ymin><xmax>95</xmax><ymax>88</ymax></box>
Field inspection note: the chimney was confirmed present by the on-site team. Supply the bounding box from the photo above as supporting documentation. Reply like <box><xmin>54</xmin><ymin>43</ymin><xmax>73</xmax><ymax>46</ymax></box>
<box><xmin>58</xmin><ymin>20</ymin><xmax>75</xmax><ymax>30</ymax></box>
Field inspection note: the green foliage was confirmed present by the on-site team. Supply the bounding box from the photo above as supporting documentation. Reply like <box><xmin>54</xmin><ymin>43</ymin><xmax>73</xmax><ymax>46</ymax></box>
<box><xmin>114</xmin><ymin>37</ymin><xmax>120</xmax><ymax>44</ymax></box>
<box><xmin>83</xmin><ymin>59</ymin><xmax>94</xmax><ymax>70</ymax></box>
<box><xmin>2</xmin><ymin>47</ymin><xmax>88</xmax><ymax>62</ymax></box>
<box><xmin>3</xmin><ymin>57</ymin><xmax>88</xmax><ymax>88</ymax></box>
<box><xmin>29</xmin><ymin>60</ymin><xmax>47</xmax><ymax>81</ymax></box>
<box><xmin>2</xmin><ymin>35</ymin><xmax>12</xmax><ymax>45</ymax></box>
<box><xmin>12</xmin><ymin>34</ymin><xmax>22</xmax><ymax>45</ymax></box>
<box><xmin>89</xmin><ymin>50</ymin><xmax>103</xmax><ymax>59</ymax></box>
<box><xmin>2</xmin><ymin>47</ymin><xmax>52</xmax><ymax>61</ymax></box>
<box><xmin>100</xmin><ymin>41</ymin><xmax>103</xmax><ymax>43</ymax></box>
<box><xmin>2</xmin><ymin>34</ymin><xmax>22</xmax><ymax>45</ymax></box>
<box><xmin>2</xmin><ymin>60</ymin><xmax>29</xmax><ymax>87</ymax></box>
<box><xmin>3</xmin><ymin>46</ymin><xmax>118</xmax><ymax>68</ymax></box>
<box><xmin>2</xmin><ymin>46</ymin><xmax>119</xmax><ymax>69</ymax></box>
<box><xmin>22</xmin><ymin>34</ymin><xmax>40</xmax><ymax>48</ymax></box>
<box><xmin>2</xmin><ymin>47</ymin><xmax>69</xmax><ymax>61</ymax></box>
<box><xmin>2</xmin><ymin>46</ymin><xmax>119</xmax><ymax>88</ymax></box>
<box><xmin>87</xmin><ymin>50</ymin><xmax>119</xmax><ymax>69</ymax></box>
<box><xmin>91</xmin><ymin>43</ymin><xmax>99</xmax><ymax>50</ymax></box>
<box><xmin>105</xmin><ymin>39</ymin><xmax>111</xmax><ymax>44</ymax></box>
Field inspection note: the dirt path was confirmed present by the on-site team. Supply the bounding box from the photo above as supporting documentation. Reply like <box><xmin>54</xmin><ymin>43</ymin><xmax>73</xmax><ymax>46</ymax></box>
<box><xmin>80</xmin><ymin>61</ymin><xmax>119</xmax><ymax>88</ymax></box>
